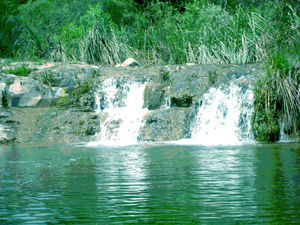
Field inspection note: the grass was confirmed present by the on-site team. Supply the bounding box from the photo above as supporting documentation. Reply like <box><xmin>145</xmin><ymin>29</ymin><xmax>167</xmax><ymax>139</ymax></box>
<box><xmin>41</xmin><ymin>73</ymin><xmax>55</xmax><ymax>86</ymax></box>
<box><xmin>252</xmin><ymin>53</ymin><xmax>300</xmax><ymax>142</ymax></box>
<box><xmin>0</xmin><ymin>1</ymin><xmax>297</xmax><ymax>67</ymax></box>
<box><xmin>3</xmin><ymin>65</ymin><xmax>36</xmax><ymax>77</ymax></box>
<box><xmin>6</xmin><ymin>0</ymin><xmax>293</xmax><ymax>66</ymax></box>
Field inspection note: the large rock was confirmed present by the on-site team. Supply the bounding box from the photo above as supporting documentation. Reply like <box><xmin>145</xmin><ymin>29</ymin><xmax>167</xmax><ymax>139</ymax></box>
<box><xmin>12</xmin><ymin>108</ymin><xmax>100</xmax><ymax>145</ymax></box>
<box><xmin>115</xmin><ymin>58</ymin><xmax>139</xmax><ymax>67</ymax></box>
<box><xmin>5</xmin><ymin>77</ymin><xmax>52</xmax><ymax>107</ymax></box>
<box><xmin>30</xmin><ymin>63</ymin><xmax>99</xmax><ymax>87</ymax></box>
<box><xmin>138</xmin><ymin>108</ymin><xmax>196</xmax><ymax>142</ymax></box>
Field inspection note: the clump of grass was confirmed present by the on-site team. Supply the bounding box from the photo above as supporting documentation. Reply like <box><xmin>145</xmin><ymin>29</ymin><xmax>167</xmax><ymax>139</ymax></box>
<box><xmin>252</xmin><ymin>53</ymin><xmax>300</xmax><ymax>142</ymax></box>
<box><xmin>3</xmin><ymin>65</ymin><xmax>36</xmax><ymax>76</ymax></box>
<box><xmin>41</xmin><ymin>72</ymin><xmax>55</xmax><ymax>86</ymax></box>
<box><xmin>56</xmin><ymin>96</ymin><xmax>69</xmax><ymax>107</ymax></box>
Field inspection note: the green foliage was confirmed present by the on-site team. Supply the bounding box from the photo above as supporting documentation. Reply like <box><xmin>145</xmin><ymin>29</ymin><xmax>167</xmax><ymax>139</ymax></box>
<box><xmin>252</xmin><ymin>52</ymin><xmax>300</xmax><ymax>142</ymax></box>
<box><xmin>1</xmin><ymin>0</ymin><xmax>299</xmax><ymax>67</ymax></box>
<box><xmin>171</xmin><ymin>95</ymin><xmax>193</xmax><ymax>107</ymax></box>
<box><xmin>0</xmin><ymin>0</ymin><xmax>27</xmax><ymax>57</ymax></box>
<box><xmin>41</xmin><ymin>73</ymin><xmax>55</xmax><ymax>86</ymax></box>
<box><xmin>56</xmin><ymin>96</ymin><xmax>69</xmax><ymax>107</ymax></box>
<box><xmin>3</xmin><ymin>65</ymin><xmax>35</xmax><ymax>76</ymax></box>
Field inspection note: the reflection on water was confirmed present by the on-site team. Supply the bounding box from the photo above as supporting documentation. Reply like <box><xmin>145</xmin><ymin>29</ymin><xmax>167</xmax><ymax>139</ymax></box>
<box><xmin>0</xmin><ymin>143</ymin><xmax>300</xmax><ymax>224</ymax></box>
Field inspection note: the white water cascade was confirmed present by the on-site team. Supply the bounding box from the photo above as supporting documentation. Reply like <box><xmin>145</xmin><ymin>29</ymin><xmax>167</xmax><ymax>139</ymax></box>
<box><xmin>91</xmin><ymin>78</ymin><xmax>148</xmax><ymax>146</ymax></box>
<box><xmin>186</xmin><ymin>79</ymin><xmax>254</xmax><ymax>145</ymax></box>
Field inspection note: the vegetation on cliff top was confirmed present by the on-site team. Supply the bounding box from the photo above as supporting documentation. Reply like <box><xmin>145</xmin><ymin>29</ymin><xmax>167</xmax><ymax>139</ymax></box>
<box><xmin>0</xmin><ymin>0</ymin><xmax>298</xmax><ymax>66</ymax></box>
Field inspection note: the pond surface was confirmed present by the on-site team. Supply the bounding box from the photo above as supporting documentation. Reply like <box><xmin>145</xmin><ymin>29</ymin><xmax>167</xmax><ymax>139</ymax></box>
<box><xmin>0</xmin><ymin>143</ymin><xmax>300</xmax><ymax>224</ymax></box>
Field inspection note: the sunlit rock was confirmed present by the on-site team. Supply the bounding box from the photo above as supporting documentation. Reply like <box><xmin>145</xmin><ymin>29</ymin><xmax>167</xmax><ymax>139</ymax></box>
<box><xmin>119</xmin><ymin>58</ymin><xmax>139</xmax><ymax>67</ymax></box>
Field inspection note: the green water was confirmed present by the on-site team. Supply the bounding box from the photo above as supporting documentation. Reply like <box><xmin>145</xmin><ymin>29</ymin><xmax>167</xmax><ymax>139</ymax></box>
<box><xmin>0</xmin><ymin>143</ymin><xmax>300</xmax><ymax>224</ymax></box>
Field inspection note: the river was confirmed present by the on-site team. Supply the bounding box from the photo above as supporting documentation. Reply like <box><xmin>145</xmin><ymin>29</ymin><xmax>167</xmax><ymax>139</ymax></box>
<box><xmin>0</xmin><ymin>143</ymin><xmax>300</xmax><ymax>224</ymax></box>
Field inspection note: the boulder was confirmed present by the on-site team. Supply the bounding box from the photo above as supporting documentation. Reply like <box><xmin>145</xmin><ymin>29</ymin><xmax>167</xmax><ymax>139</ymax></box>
<box><xmin>30</xmin><ymin>63</ymin><xmax>99</xmax><ymax>87</ymax></box>
<box><xmin>6</xmin><ymin>77</ymin><xmax>52</xmax><ymax>107</ymax></box>
<box><xmin>12</xmin><ymin>108</ymin><xmax>100</xmax><ymax>145</ymax></box>
<box><xmin>116</xmin><ymin>58</ymin><xmax>139</xmax><ymax>67</ymax></box>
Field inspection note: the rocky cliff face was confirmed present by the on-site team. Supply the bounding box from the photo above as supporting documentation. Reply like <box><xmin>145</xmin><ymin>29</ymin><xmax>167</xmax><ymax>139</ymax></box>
<box><xmin>0</xmin><ymin>59</ymin><xmax>261</xmax><ymax>145</ymax></box>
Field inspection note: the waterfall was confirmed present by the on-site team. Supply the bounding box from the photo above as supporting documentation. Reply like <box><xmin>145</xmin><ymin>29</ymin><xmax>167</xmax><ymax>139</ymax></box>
<box><xmin>186</xmin><ymin>78</ymin><xmax>254</xmax><ymax>145</ymax></box>
<box><xmin>92</xmin><ymin>78</ymin><xmax>148</xmax><ymax>146</ymax></box>
<box><xmin>279</xmin><ymin>122</ymin><xmax>288</xmax><ymax>142</ymax></box>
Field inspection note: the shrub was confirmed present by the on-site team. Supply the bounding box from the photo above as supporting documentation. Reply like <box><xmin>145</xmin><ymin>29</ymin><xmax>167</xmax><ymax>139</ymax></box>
<box><xmin>3</xmin><ymin>0</ymin><xmax>298</xmax><ymax>68</ymax></box>
<box><xmin>252</xmin><ymin>52</ymin><xmax>300</xmax><ymax>142</ymax></box>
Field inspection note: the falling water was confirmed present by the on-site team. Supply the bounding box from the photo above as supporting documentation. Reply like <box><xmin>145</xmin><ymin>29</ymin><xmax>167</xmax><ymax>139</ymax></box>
<box><xmin>279</xmin><ymin>122</ymin><xmax>288</xmax><ymax>142</ymax></box>
<box><xmin>187</xmin><ymin>79</ymin><xmax>254</xmax><ymax>145</ymax></box>
<box><xmin>92</xmin><ymin>78</ymin><xmax>148</xmax><ymax>146</ymax></box>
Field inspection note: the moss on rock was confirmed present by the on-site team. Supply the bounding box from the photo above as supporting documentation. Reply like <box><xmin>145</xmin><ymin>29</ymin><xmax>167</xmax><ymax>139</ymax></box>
<box><xmin>171</xmin><ymin>95</ymin><xmax>193</xmax><ymax>107</ymax></box>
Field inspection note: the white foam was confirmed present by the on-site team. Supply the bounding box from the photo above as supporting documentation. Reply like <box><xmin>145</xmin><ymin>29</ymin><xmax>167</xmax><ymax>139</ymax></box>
<box><xmin>92</xmin><ymin>78</ymin><xmax>148</xmax><ymax>146</ymax></box>
<box><xmin>185</xmin><ymin>81</ymin><xmax>254</xmax><ymax>146</ymax></box>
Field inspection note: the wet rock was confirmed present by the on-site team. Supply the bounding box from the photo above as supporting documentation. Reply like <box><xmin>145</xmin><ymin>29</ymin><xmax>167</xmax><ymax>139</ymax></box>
<box><xmin>85</xmin><ymin>126</ymin><xmax>97</xmax><ymax>136</ymax></box>
<box><xmin>0</xmin><ymin>82</ymin><xmax>6</xmax><ymax>107</ymax></box>
<box><xmin>144</xmin><ymin>84</ymin><xmax>165</xmax><ymax>110</ymax></box>
<box><xmin>0</xmin><ymin>73</ymin><xmax>15</xmax><ymax>86</ymax></box>
<box><xmin>139</xmin><ymin>108</ymin><xmax>196</xmax><ymax>142</ymax></box>
<box><xmin>0</xmin><ymin>109</ymin><xmax>16</xmax><ymax>143</ymax></box>
<box><xmin>12</xmin><ymin>108</ymin><xmax>100</xmax><ymax>145</ymax></box>
<box><xmin>0</xmin><ymin>124</ymin><xmax>16</xmax><ymax>143</ymax></box>
<box><xmin>30</xmin><ymin>63</ymin><xmax>99</xmax><ymax>88</ymax></box>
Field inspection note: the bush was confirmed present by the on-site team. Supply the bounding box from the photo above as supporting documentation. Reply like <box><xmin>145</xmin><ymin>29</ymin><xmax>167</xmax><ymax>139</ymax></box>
<box><xmin>1</xmin><ymin>0</ymin><xmax>298</xmax><ymax>68</ymax></box>
<box><xmin>252</xmin><ymin>52</ymin><xmax>300</xmax><ymax>142</ymax></box>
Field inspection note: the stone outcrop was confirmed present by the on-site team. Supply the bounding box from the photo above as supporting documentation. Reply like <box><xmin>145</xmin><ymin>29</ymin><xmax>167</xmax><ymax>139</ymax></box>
<box><xmin>12</xmin><ymin>108</ymin><xmax>99</xmax><ymax>145</ymax></box>
<box><xmin>138</xmin><ymin>108</ymin><xmax>195</xmax><ymax>142</ymax></box>
<box><xmin>0</xmin><ymin>59</ymin><xmax>262</xmax><ymax>144</ymax></box>
<box><xmin>0</xmin><ymin>109</ymin><xmax>17</xmax><ymax>143</ymax></box>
